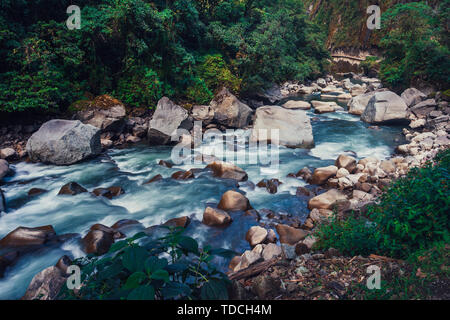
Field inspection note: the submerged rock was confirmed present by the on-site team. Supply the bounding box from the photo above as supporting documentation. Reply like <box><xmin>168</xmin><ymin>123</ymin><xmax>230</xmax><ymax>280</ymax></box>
<box><xmin>28</xmin><ymin>188</ymin><xmax>48</xmax><ymax>197</ymax></box>
<box><xmin>144</xmin><ymin>174</ymin><xmax>163</xmax><ymax>185</ymax></box>
<box><xmin>26</xmin><ymin>119</ymin><xmax>101</xmax><ymax>165</ymax></box>
<box><xmin>58</xmin><ymin>182</ymin><xmax>88</xmax><ymax>196</ymax></box>
<box><xmin>92</xmin><ymin>186</ymin><xmax>125</xmax><ymax>199</ymax></box>
<box><xmin>218</xmin><ymin>190</ymin><xmax>251</xmax><ymax>212</ymax></box>
<box><xmin>210</xmin><ymin>87</ymin><xmax>252</xmax><ymax>128</ymax></box>
<box><xmin>256</xmin><ymin>178</ymin><xmax>282</xmax><ymax>194</ymax></box>
<box><xmin>202</xmin><ymin>207</ymin><xmax>232</xmax><ymax>227</ymax></box>
<box><xmin>158</xmin><ymin>160</ymin><xmax>173</xmax><ymax>168</ymax></box>
<box><xmin>163</xmin><ymin>216</ymin><xmax>191</xmax><ymax>228</ymax></box>
<box><xmin>361</xmin><ymin>91</ymin><xmax>408</xmax><ymax>124</ymax></box>
<box><xmin>148</xmin><ymin>97</ymin><xmax>192</xmax><ymax>145</ymax></box>
<box><xmin>250</xmin><ymin>106</ymin><xmax>314</xmax><ymax>148</ymax></box>
<box><xmin>171</xmin><ymin>170</ymin><xmax>195</xmax><ymax>180</ymax></box>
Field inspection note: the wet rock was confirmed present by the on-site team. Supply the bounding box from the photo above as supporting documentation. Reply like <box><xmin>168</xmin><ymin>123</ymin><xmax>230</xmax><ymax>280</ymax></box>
<box><xmin>21</xmin><ymin>263</ymin><xmax>68</xmax><ymax>300</ymax></box>
<box><xmin>92</xmin><ymin>186</ymin><xmax>125</xmax><ymax>199</ymax></box>
<box><xmin>126</xmin><ymin>135</ymin><xmax>141</xmax><ymax>144</ymax></box>
<box><xmin>0</xmin><ymin>159</ymin><xmax>9</xmax><ymax>180</ymax></box>
<box><xmin>26</xmin><ymin>120</ymin><xmax>101</xmax><ymax>165</ymax></box>
<box><xmin>335</xmin><ymin>154</ymin><xmax>357</xmax><ymax>173</ymax></box>
<box><xmin>206</xmin><ymin>161</ymin><xmax>248</xmax><ymax>181</ymax></box>
<box><xmin>144</xmin><ymin>174</ymin><xmax>163</xmax><ymax>185</ymax></box>
<box><xmin>158</xmin><ymin>160</ymin><xmax>173</xmax><ymax>168</ymax></box>
<box><xmin>361</xmin><ymin>91</ymin><xmax>408</xmax><ymax>124</ymax></box>
<box><xmin>296</xmin><ymin>167</ymin><xmax>312</xmax><ymax>181</ymax></box>
<box><xmin>245</xmin><ymin>226</ymin><xmax>268</xmax><ymax>247</ymax></box>
<box><xmin>276</xmin><ymin>224</ymin><xmax>309</xmax><ymax>245</ymax></box>
<box><xmin>401</xmin><ymin>88</ymin><xmax>426</xmax><ymax>107</ymax></box>
<box><xmin>101</xmin><ymin>138</ymin><xmax>113</xmax><ymax>149</ymax></box>
<box><xmin>218</xmin><ymin>190</ymin><xmax>251</xmax><ymax>212</ymax></box>
<box><xmin>256</xmin><ymin>178</ymin><xmax>282</xmax><ymax>194</ymax></box>
<box><xmin>202</xmin><ymin>207</ymin><xmax>232</xmax><ymax>227</ymax></box>
<box><xmin>210</xmin><ymin>87</ymin><xmax>252</xmax><ymax>128</ymax></box>
<box><xmin>0</xmin><ymin>148</ymin><xmax>17</xmax><ymax>161</ymax></box>
<box><xmin>28</xmin><ymin>188</ymin><xmax>48</xmax><ymax>197</ymax></box>
<box><xmin>148</xmin><ymin>97</ymin><xmax>192</xmax><ymax>145</ymax></box>
<box><xmin>250</xmin><ymin>106</ymin><xmax>314</xmax><ymax>148</ymax></box>
<box><xmin>262</xmin><ymin>243</ymin><xmax>282</xmax><ymax>260</ymax></box>
<box><xmin>90</xmin><ymin>224</ymin><xmax>124</xmax><ymax>240</ymax></box>
<box><xmin>82</xmin><ymin>229</ymin><xmax>114</xmax><ymax>255</ymax></box>
<box><xmin>171</xmin><ymin>170</ymin><xmax>195</xmax><ymax>180</ymax></box>
<box><xmin>76</xmin><ymin>95</ymin><xmax>126</xmax><ymax>132</ymax></box>
<box><xmin>111</xmin><ymin>219</ymin><xmax>142</xmax><ymax>231</ymax></box>
<box><xmin>0</xmin><ymin>251</ymin><xmax>19</xmax><ymax>278</ymax></box>
<box><xmin>310</xmin><ymin>165</ymin><xmax>338</xmax><ymax>185</ymax></box>
<box><xmin>58</xmin><ymin>182</ymin><xmax>88</xmax><ymax>195</ymax></box>
<box><xmin>296</xmin><ymin>186</ymin><xmax>314</xmax><ymax>198</ymax></box>
<box><xmin>308</xmin><ymin>189</ymin><xmax>349</xmax><ymax>211</ymax></box>
<box><xmin>0</xmin><ymin>188</ymin><xmax>5</xmax><ymax>212</ymax></box>
<box><xmin>163</xmin><ymin>216</ymin><xmax>191</xmax><ymax>228</ymax></box>
<box><xmin>0</xmin><ymin>225</ymin><xmax>56</xmax><ymax>247</ymax></box>
<box><xmin>282</xmin><ymin>100</ymin><xmax>311</xmax><ymax>110</ymax></box>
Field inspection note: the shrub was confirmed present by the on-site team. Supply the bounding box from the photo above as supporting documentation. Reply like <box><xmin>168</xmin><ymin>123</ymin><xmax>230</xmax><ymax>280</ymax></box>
<box><xmin>196</xmin><ymin>54</ymin><xmax>241</xmax><ymax>94</ymax></box>
<box><xmin>59</xmin><ymin>227</ymin><xmax>235</xmax><ymax>300</ymax></box>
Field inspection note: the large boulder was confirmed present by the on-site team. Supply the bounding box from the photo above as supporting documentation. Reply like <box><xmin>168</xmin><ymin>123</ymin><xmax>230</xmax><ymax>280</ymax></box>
<box><xmin>361</xmin><ymin>91</ymin><xmax>408</xmax><ymax>124</ymax></box>
<box><xmin>347</xmin><ymin>92</ymin><xmax>375</xmax><ymax>115</ymax></box>
<box><xmin>218</xmin><ymin>190</ymin><xmax>251</xmax><ymax>212</ymax></box>
<box><xmin>0</xmin><ymin>226</ymin><xmax>56</xmax><ymax>248</ymax></box>
<box><xmin>206</xmin><ymin>161</ymin><xmax>248</xmax><ymax>181</ymax></box>
<box><xmin>250</xmin><ymin>106</ymin><xmax>314</xmax><ymax>148</ymax></box>
<box><xmin>401</xmin><ymin>88</ymin><xmax>426</xmax><ymax>107</ymax></box>
<box><xmin>202</xmin><ymin>207</ymin><xmax>232</xmax><ymax>227</ymax></box>
<box><xmin>311</xmin><ymin>101</ymin><xmax>338</xmax><ymax>114</ymax></box>
<box><xmin>308</xmin><ymin>189</ymin><xmax>349</xmax><ymax>211</ymax></box>
<box><xmin>26</xmin><ymin>120</ymin><xmax>101</xmax><ymax>165</ymax></box>
<box><xmin>210</xmin><ymin>88</ymin><xmax>252</xmax><ymax>128</ymax></box>
<box><xmin>0</xmin><ymin>159</ymin><xmax>8</xmax><ymax>180</ymax></box>
<box><xmin>82</xmin><ymin>229</ymin><xmax>114</xmax><ymax>255</ymax></box>
<box><xmin>76</xmin><ymin>95</ymin><xmax>126</xmax><ymax>132</ymax></box>
<box><xmin>148</xmin><ymin>97</ymin><xmax>192</xmax><ymax>145</ymax></box>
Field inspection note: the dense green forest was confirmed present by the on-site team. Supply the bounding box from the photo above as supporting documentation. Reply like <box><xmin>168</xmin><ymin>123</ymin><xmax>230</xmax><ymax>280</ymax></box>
<box><xmin>0</xmin><ymin>0</ymin><xmax>329</xmax><ymax>112</ymax></box>
<box><xmin>0</xmin><ymin>0</ymin><xmax>448</xmax><ymax>113</ymax></box>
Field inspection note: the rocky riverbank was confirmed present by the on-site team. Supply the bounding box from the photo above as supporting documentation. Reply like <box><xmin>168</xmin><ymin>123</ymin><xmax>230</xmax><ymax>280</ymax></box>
<box><xmin>1</xmin><ymin>73</ymin><xmax>449</xmax><ymax>300</ymax></box>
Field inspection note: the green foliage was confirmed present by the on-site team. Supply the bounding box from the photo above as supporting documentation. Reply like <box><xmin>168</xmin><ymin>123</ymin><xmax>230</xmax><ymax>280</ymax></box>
<box><xmin>0</xmin><ymin>0</ymin><xmax>328</xmax><ymax>113</ymax></box>
<box><xmin>379</xmin><ymin>1</ymin><xmax>450</xmax><ymax>90</ymax></box>
<box><xmin>316</xmin><ymin>149</ymin><xmax>450</xmax><ymax>259</ymax></box>
<box><xmin>360</xmin><ymin>56</ymin><xmax>380</xmax><ymax>76</ymax></box>
<box><xmin>59</xmin><ymin>227</ymin><xmax>235</xmax><ymax>300</ymax></box>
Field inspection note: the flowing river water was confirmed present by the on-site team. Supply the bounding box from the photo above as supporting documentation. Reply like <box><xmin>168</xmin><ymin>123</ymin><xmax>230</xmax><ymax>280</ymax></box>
<box><xmin>0</xmin><ymin>95</ymin><xmax>406</xmax><ymax>299</ymax></box>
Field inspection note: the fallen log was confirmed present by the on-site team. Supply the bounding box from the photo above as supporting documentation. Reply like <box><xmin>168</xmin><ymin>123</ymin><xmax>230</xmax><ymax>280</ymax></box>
<box><xmin>228</xmin><ymin>258</ymin><xmax>279</xmax><ymax>281</ymax></box>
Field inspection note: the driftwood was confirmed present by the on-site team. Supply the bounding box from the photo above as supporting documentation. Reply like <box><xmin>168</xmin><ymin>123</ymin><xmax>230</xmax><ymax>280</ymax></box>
<box><xmin>228</xmin><ymin>258</ymin><xmax>279</xmax><ymax>281</ymax></box>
